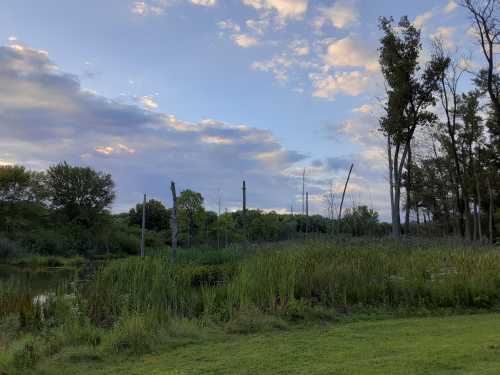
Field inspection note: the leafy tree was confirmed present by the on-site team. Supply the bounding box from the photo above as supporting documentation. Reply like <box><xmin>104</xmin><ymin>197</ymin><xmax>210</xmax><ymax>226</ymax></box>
<box><xmin>129</xmin><ymin>199</ymin><xmax>170</xmax><ymax>232</ymax></box>
<box><xmin>0</xmin><ymin>165</ymin><xmax>47</xmax><ymax>233</ymax></box>
<box><xmin>343</xmin><ymin>206</ymin><xmax>380</xmax><ymax>236</ymax></box>
<box><xmin>46</xmin><ymin>162</ymin><xmax>115</xmax><ymax>225</ymax></box>
<box><xmin>178</xmin><ymin>189</ymin><xmax>204</xmax><ymax>247</ymax></box>
<box><xmin>379</xmin><ymin>16</ymin><xmax>447</xmax><ymax>237</ymax></box>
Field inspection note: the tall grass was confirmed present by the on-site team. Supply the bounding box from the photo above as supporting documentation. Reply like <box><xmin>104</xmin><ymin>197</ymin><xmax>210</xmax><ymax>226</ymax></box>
<box><xmin>238</xmin><ymin>246</ymin><xmax>488</xmax><ymax>310</ymax></box>
<box><xmin>85</xmin><ymin>240</ymin><xmax>500</xmax><ymax>327</ymax></box>
<box><xmin>3</xmin><ymin>238</ymin><xmax>500</xmax><ymax>373</ymax></box>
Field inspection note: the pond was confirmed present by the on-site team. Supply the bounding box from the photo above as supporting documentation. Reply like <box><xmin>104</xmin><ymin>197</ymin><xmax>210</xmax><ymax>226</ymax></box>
<box><xmin>0</xmin><ymin>261</ymin><xmax>103</xmax><ymax>297</ymax></box>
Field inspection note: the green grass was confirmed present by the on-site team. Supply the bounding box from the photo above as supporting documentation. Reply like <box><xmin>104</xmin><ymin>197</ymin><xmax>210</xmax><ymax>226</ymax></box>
<box><xmin>33</xmin><ymin>313</ymin><xmax>500</xmax><ymax>374</ymax></box>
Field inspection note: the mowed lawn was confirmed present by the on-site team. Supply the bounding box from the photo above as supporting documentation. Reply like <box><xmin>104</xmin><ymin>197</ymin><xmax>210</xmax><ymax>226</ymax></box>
<box><xmin>38</xmin><ymin>314</ymin><xmax>500</xmax><ymax>375</ymax></box>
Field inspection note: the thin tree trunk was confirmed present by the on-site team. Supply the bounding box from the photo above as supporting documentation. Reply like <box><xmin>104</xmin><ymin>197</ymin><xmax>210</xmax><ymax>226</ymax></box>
<box><xmin>487</xmin><ymin>176</ymin><xmax>495</xmax><ymax>244</ymax></box>
<box><xmin>473</xmin><ymin>152</ymin><xmax>483</xmax><ymax>242</ymax></box>
<box><xmin>242</xmin><ymin>180</ymin><xmax>247</xmax><ymax>242</ymax></box>
<box><xmin>140</xmin><ymin>193</ymin><xmax>146</xmax><ymax>257</ymax></box>
<box><xmin>416</xmin><ymin>205</ymin><xmax>420</xmax><ymax>235</ymax></box>
<box><xmin>170</xmin><ymin>181</ymin><xmax>178</xmax><ymax>262</ymax></box>
<box><xmin>405</xmin><ymin>143</ymin><xmax>412</xmax><ymax>235</ymax></box>
<box><xmin>387</xmin><ymin>136</ymin><xmax>396</xmax><ymax>234</ymax></box>
<box><xmin>305</xmin><ymin>192</ymin><xmax>309</xmax><ymax>236</ymax></box>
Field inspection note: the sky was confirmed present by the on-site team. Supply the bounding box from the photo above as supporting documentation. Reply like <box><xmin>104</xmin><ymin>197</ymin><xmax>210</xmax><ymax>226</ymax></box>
<box><xmin>0</xmin><ymin>0</ymin><xmax>480</xmax><ymax>218</ymax></box>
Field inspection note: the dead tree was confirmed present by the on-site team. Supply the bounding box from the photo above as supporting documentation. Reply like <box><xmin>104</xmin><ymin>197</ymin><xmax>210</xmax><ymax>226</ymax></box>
<box><xmin>305</xmin><ymin>191</ymin><xmax>309</xmax><ymax>235</ymax></box>
<box><xmin>242</xmin><ymin>180</ymin><xmax>247</xmax><ymax>241</ymax></box>
<box><xmin>140</xmin><ymin>193</ymin><xmax>146</xmax><ymax>257</ymax></box>
<box><xmin>170</xmin><ymin>181</ymin><xmax>178</xmax><ymax>262</ymax></box>
<box><xmin>338</xmin><ymin>164</ymin><xmax>354</xmax><ymax>234</ymax></box>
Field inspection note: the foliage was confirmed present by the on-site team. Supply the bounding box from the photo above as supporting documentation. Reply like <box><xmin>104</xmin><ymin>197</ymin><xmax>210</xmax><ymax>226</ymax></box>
<box><xmin>128</xmin><ymin>199</ymin><xmax>170</xmax><ymax>232</ymax></box>
<box><xmin>46</xmin><ymin>162</ymin><xmax>115</xmax><ymax>225</ymax></box>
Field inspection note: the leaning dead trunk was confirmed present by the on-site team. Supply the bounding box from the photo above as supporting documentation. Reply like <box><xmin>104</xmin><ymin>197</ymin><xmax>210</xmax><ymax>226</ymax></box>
<box><xmin>338</xmin><ymin>164</ymin><xmax>353</xmax><ymax>235</ymax></box>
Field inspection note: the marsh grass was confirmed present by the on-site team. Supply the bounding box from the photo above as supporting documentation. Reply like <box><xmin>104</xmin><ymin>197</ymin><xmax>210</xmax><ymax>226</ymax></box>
<box><xmin>85</xmin><ymin>239</ymin><xmax>500</xmax><ymax>328</ymax></box>
<box><xmin>3</xmin><ymin>239</ymin><xmax>500</xmax><ymax>373</ymax></box>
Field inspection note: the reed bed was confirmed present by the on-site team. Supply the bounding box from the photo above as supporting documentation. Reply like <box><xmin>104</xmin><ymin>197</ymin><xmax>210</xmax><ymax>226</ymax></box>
<box><xmin>85</xmin><ymin>240</ymin><xmax>500</xmax><ymax>326</ymax></box>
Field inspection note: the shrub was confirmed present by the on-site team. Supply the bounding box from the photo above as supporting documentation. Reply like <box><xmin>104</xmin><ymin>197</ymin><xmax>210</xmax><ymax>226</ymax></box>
<box><xmin>102</xmin><ymin>314</ymin><xmax>157</xmax><ymax>355</ymax></box>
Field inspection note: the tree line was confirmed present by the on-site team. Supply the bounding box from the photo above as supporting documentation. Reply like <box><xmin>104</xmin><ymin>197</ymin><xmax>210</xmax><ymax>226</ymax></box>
<box><xmin>379</xmin><ymin>1</ymin><xmax>499</xmax><ymax>243</ymax></box>
<box><xmin>0</xmin><ymin>162</ymin><xmax>386</xmax><ymax>258</ymax></box>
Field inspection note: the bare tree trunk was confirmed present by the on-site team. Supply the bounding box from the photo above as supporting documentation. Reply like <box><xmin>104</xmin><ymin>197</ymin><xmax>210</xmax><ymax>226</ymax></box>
<box><xmin>473</xmin><ymin>200</ymin><xmax>478</xmax><ymax>241</ymax></box>
<box><xmin>387</xmin><ymin>136</ymin><xmax>396</xmax><ymax>233</ymax></box>
<box><xmin>305</xmin><ymin>191</ymin><xmax>309</xmax><ymax>236</ymax></box>
<box><xmin>170</xmin><ymin>181</ymin><xmax>178</xmax><ymax>262</ymax></box>
<box><xmin>404</xmin><ymin>143</ymin><xmax>412</xmax><ymax>235</ymax></box>
<box><xmin>487</xmin><ymin>176</ymin><xmax>495</xmax><ymax>244</ymax></box>
<box><xmin>217</xmin><ymin>189</ymin><xmax>221</xmax><ymax>249</ymax></box>
<box><xmin>416</xmin><ymin>205</ymin><xmax>420</xmax><ymax>235</ymax></box>
<box><xmin>473</xmin><ymin>152</ymin><xmax>483</xmax><ymax>242</ymax></box>
<box><xmin>242</xmin><ymin>180</ymin><xmax>247</xmax><ymax>242</ymax></box>
<box><xmin>394</xmin><ymin>181</ymin><xmax>402</xmax><ymax>237</ymax></box>
<box><xmin>302</xmin><ymin>168</ymin><xmax>306</xmax><ymax>214</ymax></box>
<box><xmin>140</xmin><ymin>193</ymin><xmax>146</xmax><ymax>257</ymax></box>
<box><xmin>338</xmin><ymin>164</ymin><xmax>354</xmax><ymax>235</ymax></box>
<box><xmin>476</xmin><ymin>179</ymin><xmax>483</xmax><ymax>242</ymax></box>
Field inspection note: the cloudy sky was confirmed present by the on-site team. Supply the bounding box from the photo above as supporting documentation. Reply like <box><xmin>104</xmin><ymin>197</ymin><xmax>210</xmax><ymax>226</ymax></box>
<box><xmin>0</xmin><ymin>0</ymin><xmax>477</xmax><ymax>218</ymax></box>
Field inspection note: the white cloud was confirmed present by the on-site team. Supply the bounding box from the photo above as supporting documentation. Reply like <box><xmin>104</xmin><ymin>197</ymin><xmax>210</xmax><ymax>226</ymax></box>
<box><xmin>310</xmin><ymin>70</ymin><xmax>372</xmax><ymax>99</ymax></box>
<box><xmin>443</xmin><ymin>1</ymin><xmax>457</xmax><ymax>13</ymax></box>
<box><xmin>200</xmin><ymin>135</ymin><xmax>234</xmax><ymax>144</ymax></box>
<box><xmin>137</xmin><ymin>95</ymin><xmax>159</xmax><ymax>110</ymax></box>
<box><xmin>190</xmin><ymin>0</ymin><xmax>216</xmax><ymax>6</ymax></box>
<box><xmin>95</xmin><ymin>144</ymin><xmax>136</xmax><ymax>156</ymax></box>
<box><xmin>231</xmin><ymin>34</ymin><xmax>259</xmax><ymax>48</ymax></box>
<box><xmin>314</xmin><ymin>1</ymin><xmax>359</xmax><ymax>29</ymax></box>
<box><xmin>252</xmin><ymin>51</ymin><xmax>314</xmax><ymax>82</ymax></box>
<box><xmin>353</xmin><ymin>104</ymin><xmax>374</xmax><ymax>113</ymax></box>
<box><xmin>131</xmin><ymin>1</ymin><xmax>167</xmax><ymax>15</ymax></box>
<box><xmin>289</xmin><ymin>39</ymin><xmax>309</xmax><ymax>56</ymax></box>
<box><xmin>242</xmin><ymin>0</ymin><xmax>308</xmax><ymax>22</ymax></box>
<box><xmin>217</xmin><ymin>20</ymin><xmax>241</xmax><ymax>33</ymax></box>
<box><xmin>414</xmin><ymin>11</ymin><xmax>433</xmax><ymax>29</ymax></box>
<box><xmin>252</xmin><ymin>56</ymin><xmax>293</xmax><ymax>81</ymax></box>
<box><xmin>431</xmin><ymin>26</ymin><xmax>456</xmax><ymax>49</ymax></box>
<box><xmin>245</xmin><ymin>18</ymin><xmax>270</xmax><ymax>34</ymax></box>
<box><xmin>323</xmin><ymin>35</ymin><xmax>379</xmax><ymax>72</ymax></box>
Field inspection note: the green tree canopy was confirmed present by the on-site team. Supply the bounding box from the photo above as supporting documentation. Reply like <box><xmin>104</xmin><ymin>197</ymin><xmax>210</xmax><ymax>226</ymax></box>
<box><xmin>46</xmin><ymin>162</ymin><xmax>115</xmax><ymax>224</ymax></box>
<box><xmin>129</xmin><ymin>199</ymin><xmax>170</xmax><ymax>232</ymax></box>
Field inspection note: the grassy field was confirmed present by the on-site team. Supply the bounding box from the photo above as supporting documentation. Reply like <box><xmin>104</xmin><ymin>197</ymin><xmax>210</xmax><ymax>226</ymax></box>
<box><xmin>34</xmin><ymin>314</ymin><xmax>500</xmax><ymax>375</ymax></box>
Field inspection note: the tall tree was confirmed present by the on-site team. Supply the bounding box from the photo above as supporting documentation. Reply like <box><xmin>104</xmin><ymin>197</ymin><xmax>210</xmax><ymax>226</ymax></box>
<box><xmin>433</xmin><ymin>43</ymin><xmax>471</xmax><ymax>238</ymax></box>
<box><xmin>379</xmin><ymin>16</ymin><xmax>447</xmax><ymax>237</ymax></box>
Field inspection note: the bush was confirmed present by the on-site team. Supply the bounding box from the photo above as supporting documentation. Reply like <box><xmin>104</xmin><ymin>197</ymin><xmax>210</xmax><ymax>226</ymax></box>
<box><xmin>102</xmin><ymin>314</ymin><xmax>157</xmax><ymax>355</ymax></box>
